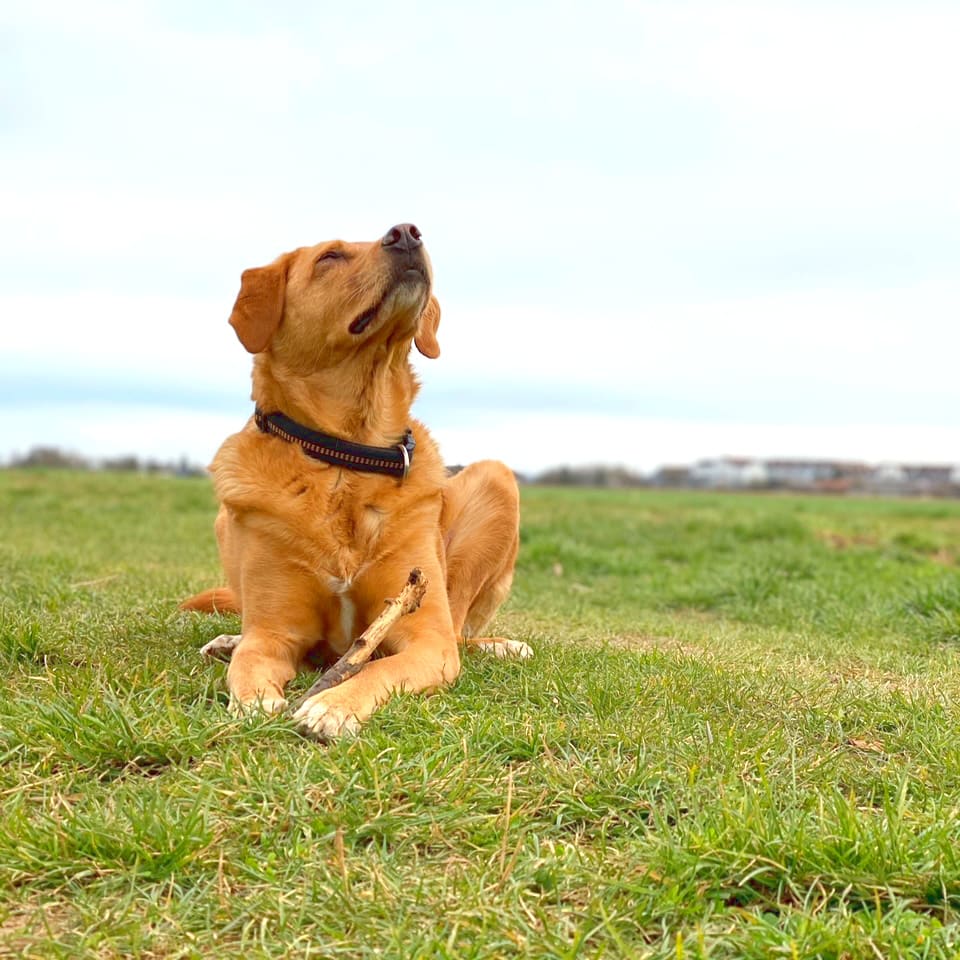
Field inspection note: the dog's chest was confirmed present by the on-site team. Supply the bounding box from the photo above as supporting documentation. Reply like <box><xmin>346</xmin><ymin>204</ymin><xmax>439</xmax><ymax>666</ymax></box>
<box><xmin>311</xmin><ymin>504</ymin><xmax>389</xmax><ymax>651</ymax></box>
<box><xmin>289</xmin><ymin>500</ymin><xmax>387</xmax><ymax>653</ymax></box>
<box><xmin>307</xmin><ymin>492</ymin><xmax>387</xmax><ymax>572</ymax></box>
<box><xmin>327</xmin><ymin>575</ymin><xmax>357</xmax><ymax>650</ymax></box>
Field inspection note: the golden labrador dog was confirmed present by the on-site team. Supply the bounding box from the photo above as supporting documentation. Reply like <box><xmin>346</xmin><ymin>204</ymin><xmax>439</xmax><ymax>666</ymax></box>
<box><xmin>181</xmin><ymin>223</ymin><xmax>529</xmax><ymax>739</ymax></box>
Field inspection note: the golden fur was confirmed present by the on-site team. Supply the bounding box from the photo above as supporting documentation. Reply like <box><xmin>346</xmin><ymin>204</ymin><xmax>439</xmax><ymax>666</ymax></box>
<box><xmin>181</xmin><ymin>224</ymin><xmax>523</xmax><ymax>738</ymax></box>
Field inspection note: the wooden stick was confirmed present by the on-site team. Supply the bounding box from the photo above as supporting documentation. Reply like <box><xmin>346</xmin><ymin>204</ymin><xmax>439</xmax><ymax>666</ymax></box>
<box><xmin>291</xmin><ymin>567</ymin><xmax>427</xmax><ymax>709</ymax></box>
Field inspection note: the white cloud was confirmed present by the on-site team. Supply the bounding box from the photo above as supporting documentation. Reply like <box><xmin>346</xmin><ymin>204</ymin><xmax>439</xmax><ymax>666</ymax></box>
<box><xmin>1</xmin><ymin>292</ymin><xmax>246</xmax><ymax>388</ymax></box>
<box><xmin>435</xmin><ymin>414</ymin><xmax>960</xmax><ymax>475</ymax></box>
<box><xmin>627</xmin><ymin>2</ymin><xmax>960</xmax><ymax>131</ymax></box>
<box><xmin>3</xmin><ymin>404</ymin><xmax>243</xmax><ymax>467</ymax></box>
<box><xmin>423</xmin><ymin>281</ymin><xmax>960</xmax><ymax>405</ymax></box>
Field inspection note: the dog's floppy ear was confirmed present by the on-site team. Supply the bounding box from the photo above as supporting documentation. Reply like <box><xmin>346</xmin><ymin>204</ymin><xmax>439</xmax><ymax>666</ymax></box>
<box><xmin>228</xmin><ymin>259</ymin><xmax>288</xmax><ymax>354</ymax></box>
<box><xmin>414</xmin><ymin>296</ymin><xmax>441</xmax><ymax>359</ymax></box>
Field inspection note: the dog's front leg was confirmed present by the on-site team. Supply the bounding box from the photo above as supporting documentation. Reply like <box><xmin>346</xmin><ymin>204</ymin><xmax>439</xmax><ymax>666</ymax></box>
<box><xmin>226</xmin><ymin>628</ymin><xmax>301</xmax><ymax>715</ymax></box>
<box><xmin>214</xmin><ymin>518</ymin><xmax>324</xmax><ymax>714</ymax></box>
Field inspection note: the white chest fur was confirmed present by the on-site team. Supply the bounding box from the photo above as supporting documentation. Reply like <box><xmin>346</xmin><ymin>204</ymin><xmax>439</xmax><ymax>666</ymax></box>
<box><xmin>328</xmin><ymin>577</ymin><xmax>356</xmax><ymax>645</ymax></box>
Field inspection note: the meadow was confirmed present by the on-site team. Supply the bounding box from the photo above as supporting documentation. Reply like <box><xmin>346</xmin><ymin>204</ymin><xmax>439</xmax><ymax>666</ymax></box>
<box><xmin>3</xmin><ymin>470</ymin><xmax>960</xmax><ymax>958</ymax></box>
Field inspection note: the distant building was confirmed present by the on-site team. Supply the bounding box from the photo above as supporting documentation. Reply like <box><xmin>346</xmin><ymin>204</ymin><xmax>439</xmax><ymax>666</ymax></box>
<box><xmin>690</xmin><ymin>457</ymin><xmax>768</xmax><ymax>488</ymax></box>
<box><xmin>866</xmin><ymin>463</ymin><xmax>958</xmax><ymax>496</ymax></box>
<box><xmin>764</xmin><ymin>459</ymin><xmax>869</xmax><ymax>492</ymax></box>
<box><xmin>535</xmin><ymin>465</ymin><xmax>646</xmax><ymax>487</ymax></box>
<box><xmin>903</xmin><ymin>465</ymin><xmax>955</xmax><ymax>494</ymax></box>
<box><xmin>651</xmin><ymin>465</ymin><xmax>692</xmax><ymax>488</ymax></box>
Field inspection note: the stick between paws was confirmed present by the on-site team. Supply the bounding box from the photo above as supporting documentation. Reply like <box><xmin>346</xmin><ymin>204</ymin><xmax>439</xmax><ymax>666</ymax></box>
<box><xmin>290</xmin><ymin>567</ymin><xmax>427</xmax><ymax>711</ymax></box>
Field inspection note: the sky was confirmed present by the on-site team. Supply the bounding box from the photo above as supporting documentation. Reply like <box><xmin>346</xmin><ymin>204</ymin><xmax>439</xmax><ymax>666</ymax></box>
<box><xmin>2</xmin><ymin>0</ymin><xmax>959</xmax><ymax>474</ymax></box>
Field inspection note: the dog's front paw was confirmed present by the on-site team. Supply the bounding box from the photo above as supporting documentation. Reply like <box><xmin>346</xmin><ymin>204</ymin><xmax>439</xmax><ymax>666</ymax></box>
<box><xmin>228</xmin><ymin>693</ymin><xmax>289</xmax><ymax>717</ymax></box>
<box><xmin>292</xmin><ymin>691</ymin><xmax>361</xmax><ymax>741</ymax></box>
<box><xmin>201</xmin><ymin>633</ymin><xmax>242</xmax><ymax>661</ymax></box>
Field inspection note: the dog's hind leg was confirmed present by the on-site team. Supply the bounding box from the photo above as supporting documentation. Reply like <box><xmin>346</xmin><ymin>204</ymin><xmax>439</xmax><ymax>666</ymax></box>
<box><xmin>466</xmin><ymin>637</ymin><xmax>533</xmax><ymax>659</ymax></box>
<box><xmin>441</xmin><ymin>460</ymin><xmax>530</xmax><ymax>656</ymax></box>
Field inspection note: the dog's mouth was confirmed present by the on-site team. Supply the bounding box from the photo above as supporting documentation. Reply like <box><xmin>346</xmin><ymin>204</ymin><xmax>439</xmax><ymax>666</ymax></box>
<box><xmin>349</xmin><ymin>266</ymin><xmax>428</xmax><ymax>336</ymax></box>
<box><xmin>348</xmin><ymin>306</ymin><xmax>379</xmax><ymax>335</ymax></box>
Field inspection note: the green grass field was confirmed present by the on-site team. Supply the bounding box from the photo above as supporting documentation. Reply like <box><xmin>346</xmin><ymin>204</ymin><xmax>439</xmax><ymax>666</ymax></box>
<box><xmin>3</xmin><ymin>470</ymin><xmax>960</xmax><ymax>958</ymax></box>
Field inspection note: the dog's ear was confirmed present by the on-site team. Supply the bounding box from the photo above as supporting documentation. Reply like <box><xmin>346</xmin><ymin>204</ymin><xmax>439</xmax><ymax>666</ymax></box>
<box><xmin>228</xmin><ymin>259</ymin><xmax>288</xmax><ymax>354</ymax></box>
<box><xmin>414</xmin><ymin>296</ymin><xmax>441</xmax><ymax>359</ymax></box>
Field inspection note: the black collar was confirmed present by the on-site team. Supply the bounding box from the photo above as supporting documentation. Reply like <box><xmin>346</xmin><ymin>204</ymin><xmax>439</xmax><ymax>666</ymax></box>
<box><xmin>254</xmin><ymin>408</ymin><xmax>415</xmax><ymax>480</ymax></box>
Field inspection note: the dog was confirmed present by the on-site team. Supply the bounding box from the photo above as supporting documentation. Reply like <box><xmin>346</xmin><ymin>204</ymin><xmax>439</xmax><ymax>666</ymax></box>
<box><xmin>180</xmin><ymin>223</ymin><xmax>530</xmax><ymax>739</ymax></box>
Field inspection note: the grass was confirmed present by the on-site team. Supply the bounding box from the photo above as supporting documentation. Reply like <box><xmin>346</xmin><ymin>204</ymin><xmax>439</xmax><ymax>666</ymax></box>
<box><xmin>3</xmin><ymin>472</ymin><xmax>960</xmax><ymax>957</ymax></box>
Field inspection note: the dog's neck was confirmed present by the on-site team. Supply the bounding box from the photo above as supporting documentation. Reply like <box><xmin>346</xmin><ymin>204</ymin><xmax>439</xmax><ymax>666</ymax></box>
<box><xmin>250</xmin><ymin>347</ymin><xmax>420</xmax><ymax>447</ymax></box>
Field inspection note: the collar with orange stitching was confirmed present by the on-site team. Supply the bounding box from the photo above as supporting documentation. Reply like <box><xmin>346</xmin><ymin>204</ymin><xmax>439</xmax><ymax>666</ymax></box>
<box><xmin>254</xmin><ymin>407</ymin><xmax>414</xmax><ymax>480</ymax></box>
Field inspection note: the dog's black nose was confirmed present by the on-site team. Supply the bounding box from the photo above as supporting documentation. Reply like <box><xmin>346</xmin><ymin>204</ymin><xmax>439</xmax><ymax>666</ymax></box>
<box><xmin>382</xmin><ymin>223</ymin><xmax>422</xmax><ymax>252</ymax></box>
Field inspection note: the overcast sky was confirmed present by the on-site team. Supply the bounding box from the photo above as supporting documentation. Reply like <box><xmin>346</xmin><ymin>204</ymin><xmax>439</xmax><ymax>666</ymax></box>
<box><xmin>3</xmin><ymin>1</ymin><xmax>958</xmax><ymax>473</ymax></box>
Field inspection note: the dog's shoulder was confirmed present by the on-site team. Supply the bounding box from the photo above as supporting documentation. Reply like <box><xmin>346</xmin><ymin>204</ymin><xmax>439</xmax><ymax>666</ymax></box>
<box><xmin>209</xmin><ymin>419</ymin><xmax>296</xmax><ymax>510</ymax></box>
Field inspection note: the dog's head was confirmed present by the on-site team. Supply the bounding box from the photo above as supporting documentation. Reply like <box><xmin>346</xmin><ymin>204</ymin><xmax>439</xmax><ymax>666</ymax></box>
<box><xmin>228</xmin><ymin>224</ymin><xmax>441</xmax><ymax>366</ymax></box>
